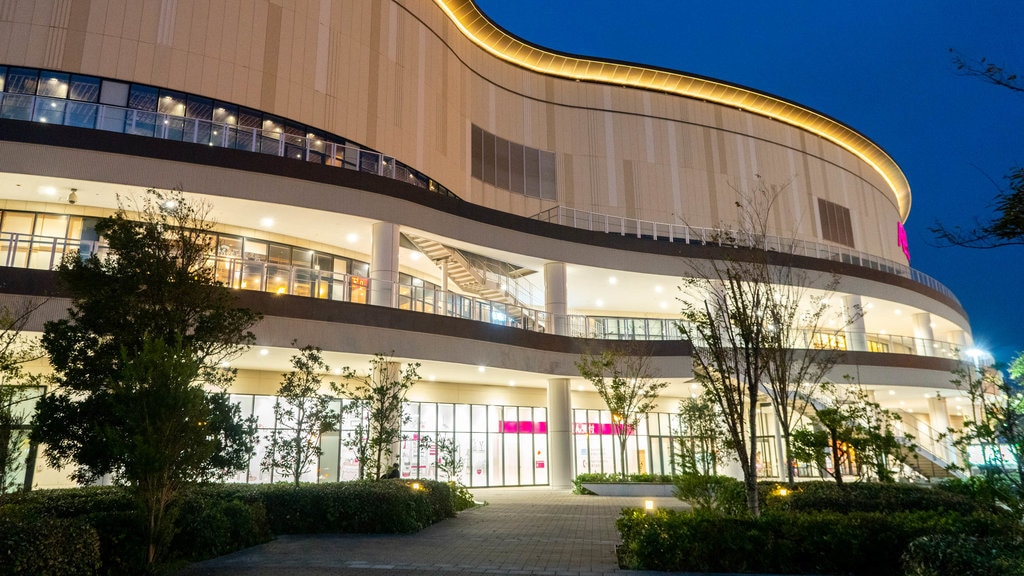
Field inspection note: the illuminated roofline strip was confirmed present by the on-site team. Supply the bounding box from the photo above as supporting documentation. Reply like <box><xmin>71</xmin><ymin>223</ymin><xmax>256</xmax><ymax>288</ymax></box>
<box><xmin>434</xmin><ymin>0</ymin><xmax>912</xmax><ymax>221</ymax></box>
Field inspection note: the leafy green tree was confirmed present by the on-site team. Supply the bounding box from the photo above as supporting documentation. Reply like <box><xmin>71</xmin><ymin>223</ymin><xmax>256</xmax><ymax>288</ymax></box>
<box><xmin>435</xmin><ymin>435</ymin><xmax>467</xmax><ymax>483</ymax></box>
<box><xmin>262</xmin><ymin>344</ymin><xmax>339</xmax><ymax>486</ymax></box>
<box><xmin>576</xmin><ymin>345</ymin><xmax>667</xmax><ymax>475</ymax></box>
<box><xmin>31</xmin><ymin>189</ymin><xmax>260</xmax><ymax>565</ymax></box>
<box><xmin>0</xmin><ymin>303</ymin><xmax>45</xmax><ymax>493</ymax></box>
<box><xmin>675</xmin><ymin>393</ymin><xmax>730</xmax><ymax>476</ymax></box>
<box><xmin>792</xmin><ymin>381</ymin><xmax>910</xmax><ymax>484</ymax></box>
<box><xmin>335</xmin><ymin>353</ymin><xmax>420</xmax><ymax>481</ymax></box>
<box><xmin>945</xmin><ymin>353</ymin><xmax>1024</xmax><ymax>517</ymax></box>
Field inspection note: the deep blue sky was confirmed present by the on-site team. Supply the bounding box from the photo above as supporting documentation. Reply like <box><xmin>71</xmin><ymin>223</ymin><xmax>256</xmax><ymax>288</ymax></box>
<box><xmin>476</xmin><ymin>0</ymin><xmax>1024</xmax><ymax>364</ymax></box>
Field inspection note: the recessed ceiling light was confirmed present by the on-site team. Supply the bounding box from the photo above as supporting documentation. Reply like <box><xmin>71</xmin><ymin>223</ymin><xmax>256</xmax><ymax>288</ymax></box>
<box><xmin>478</xmin><ymin>366</ymin><xmax>486</xmax><ymax>373</ymax></box>
<box><xmin>894</xmin><ymin>309</ymin><xmax>901</xmax><ymax>315</ymax></box>
<box><xmin>888</xmin><ymin>390</ymin><xmax>896</xmax><ymax>395</ymax></box>
<box><xmin>595</xmin><ymin>299</ymin><xmax>604</xmax><ymax>307</ymax></box>
<box><xmin>409</xmin><ymin>251</ymin><xmax>421</xmax><ymax>260</ymax></box>
<box><xmin>509</xmin><ymin>380</ymin><xmax>515</xmax><ymax>386</ymax></box>
<box><xmin>880</xmin><ymin>329</ymin><xmax>887</xmax><ymax>335</ymax></box>
<box><xmin>428</xmin><ymin>374</ymin><xmax>436</xmax><ymax>381</ymax></box>
<box><xmin>260</xmin><ymin>217</ymin><xmax>274</xmax><ymax>227</ymax></box>
<box><xmin>654</xmin><ymin>285</ymin><xmax>663</xmax><ymax>293</ymax></box>
<box><xmin>866</xmin><ymin>302</ymin><xmax>874</xmax><ymax>309</ymax></box>
<box><xmin>659</xmin><ymin>302</ymin><xmax>667</xmax><ymax>309</ymax></box>
<box><xmin>39</xmin><ymin>186</ymin><xmax>57</xmax><ymax>196</ymax></box>
<box><xmin>332</xmin><ymin>368</ymin><xmax>341</xmax><ymax>375</ymax></box>
<box><xmin>609</xmin><ymin>277</ymin><xmax>617</xmax><ymax>285</ymax></box>
<box><xmin>259</xmin><ymin>349</ymin><xmax>269</xmax><ymax>356</ymax></box>
<box><xmin>346</xmin><ymin>233</ymin><xmax>358</xmax><ymax>243</ymax></box>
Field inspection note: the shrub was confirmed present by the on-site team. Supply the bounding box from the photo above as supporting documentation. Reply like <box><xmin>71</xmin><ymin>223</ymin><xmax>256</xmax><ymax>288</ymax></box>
<box><xmin>0</xmin><ymin>517</ymin><xmax>102</xmax><ymax>576</ymax></box>
<box><xmin>672</xmin><ymin>474</ymin><xmax>745</xmax><ymax>515</ymax></box>
<box><xmin>762</xmin><ymin>480</ymin><xmax>982</xmax><ymax>515</ymax></box>
<box><xmin>616</xmin><ymin>507</ymin><xmax>1018</xmax><ymax>575</ymax></box>
<box><xmin>572</xmin><ymin>472</ymin><xmax>673</xmax><ymax>494</ymax></box>
<box><xmin>902</xmin><ymin>534</ymin><xmax>1024</xmax><ymax>576</ymax></box>
<box><xmin>170</xmin><ymin>486</ymin><xmax>273</xmax><ymax>562</ymax></box>
<box><xmin>255</xmin><ymin>480</ymin><xmax>453</xmax><ymax>534</ymax></box>
<box><xmin>448</xmin><ymin>482</ymin><xmax>476</xmax><ymax>511</ymax></box>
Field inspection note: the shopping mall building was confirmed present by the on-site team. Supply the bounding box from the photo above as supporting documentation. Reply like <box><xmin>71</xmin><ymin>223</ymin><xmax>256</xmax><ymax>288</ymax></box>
<box><xmin>0</xmin><ymin>0</ymin><xmax>975</xmax><ymax>489</ymax></box>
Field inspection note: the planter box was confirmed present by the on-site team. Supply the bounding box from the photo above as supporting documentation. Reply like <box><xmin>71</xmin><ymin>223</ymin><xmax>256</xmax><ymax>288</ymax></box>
<box><xmin>581</xmin><ymin>482</ymin><xmax>675</xmax><ymax>497</ymax></box>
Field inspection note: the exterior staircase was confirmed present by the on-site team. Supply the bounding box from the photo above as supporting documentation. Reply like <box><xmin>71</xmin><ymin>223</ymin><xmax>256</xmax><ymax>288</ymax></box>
<box><xmin>402</xmin><ymin>232</ymin><xmax>529</xmax><ymax>306</ymax></box>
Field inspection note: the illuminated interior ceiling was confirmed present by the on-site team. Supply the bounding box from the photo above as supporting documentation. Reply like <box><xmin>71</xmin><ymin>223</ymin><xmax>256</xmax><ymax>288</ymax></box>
<box><xmin>434</xmin><ymin>0</ymin><xmax>912</xmax><ymax>222</ymax></box>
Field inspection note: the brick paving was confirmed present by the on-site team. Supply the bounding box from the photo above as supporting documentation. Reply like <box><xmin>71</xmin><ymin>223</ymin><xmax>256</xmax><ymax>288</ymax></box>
<box><xmin>174</xmin><ymin>486</ymin><xmax>699</xmax><ymax>576</ymax></box>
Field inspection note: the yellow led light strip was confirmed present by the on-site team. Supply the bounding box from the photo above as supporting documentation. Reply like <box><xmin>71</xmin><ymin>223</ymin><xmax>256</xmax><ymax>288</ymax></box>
<box><xmin>434</xmin><ymin>0</ymin><xmax>912</xmax><ymax>221</ymax></box>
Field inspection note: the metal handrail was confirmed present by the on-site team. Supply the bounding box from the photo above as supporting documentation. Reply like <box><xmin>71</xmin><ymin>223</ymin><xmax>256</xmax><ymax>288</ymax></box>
<box><xmin>533</xmin><ymin>205</ymin><xmax>960</xmax><ymax>306</ymax></box>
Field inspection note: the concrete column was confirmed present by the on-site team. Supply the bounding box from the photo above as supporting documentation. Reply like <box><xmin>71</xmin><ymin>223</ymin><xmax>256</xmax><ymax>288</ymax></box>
<box><xmin>370</xmin><ymin>222</ymin><xmax>400</xmax><ymax>308</ymax></box>
<box><xmin>547</xmin><ymin>378</ymin><xmax>573</xmax><ymax>489</ymax></box>
<box><xmin>842</xmin><ymin>295</ymin><xmax>867</xmax><ymax>352</ymax></box>
<box><xmin>948</xmin><ymin>330</ymin><xmax>972</xmax><ymax>349</ymax></box>
<box><xmin>544</xmin><ymin>262</ymin><xmax>568</xmax><ymax>336</ymax></box>
<box><xmin>913</xmin><ymin>313</ymin><xmax>934</xmax><ymax>356</ymax></box>
<box><xmin>928</xmin><ymin>396</ymin><xmax>951</xmax><ymax>461</ymax></box>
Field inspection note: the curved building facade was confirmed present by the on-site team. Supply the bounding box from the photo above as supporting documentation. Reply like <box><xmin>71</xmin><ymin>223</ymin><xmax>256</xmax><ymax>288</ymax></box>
<box><xmin>0</xmin><ymin>0</ymin><xmax>970</xmax><ymax>489</ymax></box>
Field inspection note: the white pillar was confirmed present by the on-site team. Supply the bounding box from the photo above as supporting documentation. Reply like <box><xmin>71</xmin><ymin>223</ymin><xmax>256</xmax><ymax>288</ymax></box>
<box><xmin>544</xmin><ymin>262</ymin><xmax>568</xmax><ymax>336</ymax></box>
<box><xmin>843</xmin><ymin>295</ymin><xmax>867</xmax><ymax>352</ymax></box>
<box><xmin>948</xmin><ymin>330</ymin><xmax>972</xmax><ymax>349</ymax></box>
<box><xmin>547</xmin><ymin>378</ymin><xmax>573</xmax><ymax>489</ymax></box>
<box><xmin>928</xmin><ymin>396</ymin><xmax>950</xmax><ymax>461</ymax></box>
<box><xmin>370</xmin><ymin>222</ymin><xmax>400</xmax><ymax>308</ymax></box>
<box><xmin>913</xmin><ymin>313</ymin><xmax>934</xmax><ymax>356</ymax></box>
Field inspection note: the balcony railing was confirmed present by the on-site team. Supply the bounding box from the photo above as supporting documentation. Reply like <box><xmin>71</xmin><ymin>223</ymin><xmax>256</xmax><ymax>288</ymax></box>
<box><xmin>533</xmin><ymin>205</ymin><xmax>960</xmax><ymax>306</ymax></box>
<box><xmin>2</xmin><ymin>232</ymin><xmax>964</xmax><ymax>361</ymax></box>
<box><xmin>0</xmin><ymin>93</ymin><xmax>456</xmax><ymax>199</ymax></box>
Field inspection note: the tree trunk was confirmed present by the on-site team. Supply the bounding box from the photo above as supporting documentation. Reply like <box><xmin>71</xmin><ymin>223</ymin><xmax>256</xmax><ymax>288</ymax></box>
<box><xmin>784</xmin><ymin>434</ymin><xmax>795</xmax><ymax>485</ymax></box>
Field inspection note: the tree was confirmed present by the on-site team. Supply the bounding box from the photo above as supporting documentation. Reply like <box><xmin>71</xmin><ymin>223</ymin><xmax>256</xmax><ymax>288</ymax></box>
<box><xmin>945</xmin><ymin>353</ymin><xmax>1024</xmax><ymax>517</ymax></box>
<box><xmin>262</xmin><ymin>344</ymin><xmax>340</xmax><ymax>486</ymax></box>
<box><xmin>31</xmin><ymin>189</ymin><xmax>260</xmax><ymax>565</ymax></box>
<box><xmin>931</xmin><ymin>54</ymin><xmax>1023</xmax><ymax>248</ymax></box>
<box><xmin>335</xmin><ymin>353</ymin><xmax>420</xmax><ymax>481</ymax></box>
<box><xmin>0</xmin><ymin>303</ymin><xmax>46</xmax><ymax>493</ymax></box>
<box><xmin>792</xmin><ymin>380</ymin><xmax>910</xmax><ymax>484</ymax></box>
<box><xmin>576</xmin><ymin>345</ymin><xmax>668</xmax><ymax>475</ymax></box>
<box><xmin>675</xmin><ymin>392</ymin><xmax>730</xmax><ymax>476</ymax></box>
<box><xmin>761</xmin><ymin>274</ymin><xmax>855</xmax><ymax>485</ymax></box>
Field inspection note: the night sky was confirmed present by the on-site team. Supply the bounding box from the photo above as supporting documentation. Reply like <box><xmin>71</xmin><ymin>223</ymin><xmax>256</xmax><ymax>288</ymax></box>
<box><xmin>476</xmin><ymin>0</ymin><xmax>1024</xmax><ymax>365</ymax></box>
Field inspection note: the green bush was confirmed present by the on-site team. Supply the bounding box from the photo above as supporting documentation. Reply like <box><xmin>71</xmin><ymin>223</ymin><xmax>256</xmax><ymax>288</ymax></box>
<box><xmin>448</xmin><ymin>482</ymin><xmax>476</xmax><ymax>511</ymax></box>
<box><xmin>572</xmin><ymin>473</ymin><xmax>673</xmax><ymax>494</ymax></box>
<box><xmin>616</xmin><ymin>507</ymin><xmax>1017</xmax><ymax>575</ymax></box>
<box><xmin>762</xmin><ymin>480</ymin><xmax>982</xmax><ymax>515</ymax></box>
<box><xmin>672</xmin><ymin>474</ymin><xmax>745</xmax><ymax>515</ymax></box>
<box><xmin>902</xmin><ymin>534</ymin><xmax>1024</xmax><ymax>576</ymax></box>
<box><xmin>0</xmin><ymin>517</ymin><xmax>102</xmax><ymax>576</ymax></box>
<box><xmin>254</xmin><ymin>480</ymin><xmax>454</xmax><ymax>534</ymax></box>
<box><xmin>170</xmin><ymin>486</ymin><xmax>273</xmax><ymax>562</ymax></box>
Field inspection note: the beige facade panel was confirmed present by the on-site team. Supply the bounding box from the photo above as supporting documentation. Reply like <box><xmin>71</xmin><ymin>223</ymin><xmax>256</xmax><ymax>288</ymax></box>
<box><xmin>0</xmin><ymin>0</ymin><xmax>909</xmax><ymax>262</ymax></box>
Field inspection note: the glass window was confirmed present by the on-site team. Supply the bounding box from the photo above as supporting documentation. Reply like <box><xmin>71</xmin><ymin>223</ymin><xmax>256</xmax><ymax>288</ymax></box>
<box><xmin>128</xmin><ymin>84</ymin><xmax>158</xmax><ymax>111</ymax></box>
<box><xmin>69</xmin><ymin>75</ymin><xmax>100</xmax><ymax>102</ymax></box>
<box><xmin>36</xmin><ymin>71</ymin><xmax>69</xmax><ymax>98</ymax></box>
<box><xmin>267</xmin><ymin>243</ymin><xmax>290</xmax><ymax>264</ymax></box>
<box><xmin>33</xmin><ymin>98</ymin><xmax>65</xmax><ymax>124</ymax></box>
<box><xmin>0</xmin><ymin>94</ymin><xmax>33</xmax><ymax>120</ymax></box>
<box><xmin>157</xmin><ymin>89</ymin><xmax>186</xmax><ymax>116</ymax></box>
<box><xmin>1</xmin><ymin>211</ymin><xmax>34</xmax><ymax>234</ymax></box>
<box><xmin>350</xmin><ymin>261</ymin><xmax>369</xmax><ymax>277</ymax></box>
<box><xmin>213</xmin><ymin>102</ymin><xmax>237</xmax><ymax>124</ymax></box>
<box><xmin>0</xmin><ymin>66</ymin><xmax>6</xmax><ymax>92</ymax></box>
<box><xmin>34</xmin><ymin>214</ymin><xmax>69</xmax><ymax>237</ymax></box>
<box><xmin>99</xmin><ymin>79</ymin><xmax>129</xmax><ymax>106</ymax></box>
<box><xmin>185</xmin><ymin>95</ymin><xmax>212</xmax><ymax>119</ymax></box>
<box><xmin>5</xmin><ymin>67</ymin><xmax>38</xmax><ymax>94</ymax></box>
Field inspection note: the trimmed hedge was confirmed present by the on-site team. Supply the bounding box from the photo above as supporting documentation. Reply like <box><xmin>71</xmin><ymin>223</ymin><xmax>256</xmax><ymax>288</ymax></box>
<box><xmin>902</xmin><ymin>534</ymin><xmax>1024</xmax><ymax>576</ymax></box>
<box><xmin>572</xmin><ymin>473</ymin><xmax>673</xmax><ymax>494</ymax></box>
<box><xmin>0</xmin><ymin>517</ymin><xmax>102</xmax><ymax>576</ymax></box>
<box><xmin>616</xmin><ymin>508</ymin><xmax>1018</xmax><ymax>575</ymax></box>
<box><xmin>762</xmin><ymin>480</ymin><xmax>983</xmax><ymax>515</ymax></box>
<box><xmin>0</xmin><ymin>479</ymin><xmax>454</xmax><ymax>575</ymax></box>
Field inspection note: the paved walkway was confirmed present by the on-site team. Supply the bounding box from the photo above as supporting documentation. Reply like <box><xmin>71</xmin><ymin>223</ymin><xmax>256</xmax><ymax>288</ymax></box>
<box><xmin>175</xmin><ymin>487</ymin><xmax>704</xmax><ymax>576</ymax></box>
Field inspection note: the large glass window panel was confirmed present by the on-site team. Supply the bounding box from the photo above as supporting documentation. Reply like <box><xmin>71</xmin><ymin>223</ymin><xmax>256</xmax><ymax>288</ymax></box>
<box><xmin>128</xmin><ymin>84</ymin><xmax>158</xmax><ymax>111</ymax></box>
<box><xmin>470</xmin><ymin>432</ymin><xmax>487</xmax><ymax>487</ymax></box>
<box><xmin>69</xmin><ymin>75</ymin><xmax>100</xmax><ymax>102</ymax></box>
<box><xmin>438</xmin><ymin>404</ymin><xmax>454</xmax><ymax>433</ymax></box>
<box><xmin>33</xmin><ymin>98</ymin><xmax>65</xmax><ymax>124</ymax></box>
<box><xmin>36</xmin><ymin>71</ymin><xmax>69</xmax><ymax>97</ymax></box>
<box><xmin>1</xmin><ymin>211</ymin><xmax>34</xmax><ymax>234</ymax></box>
<box><xmin>65</xmin><ymin>101</ymin><xmax>98</xmax><ymax>128</ymax></box>
<box><xmin>5</xmin><ymin>68</ymin><xmax>38</xmax><ymax>94</ymax></box>
<box><xmin>454</xmin><ymin>405</ymin><xmax>470</xmax><ymax>432</ymax></box>
<box><xmin>472</xmin><ymin>405</ymin><xmax>487</xmax><ymax>433</ymax></box>
<box><xmin>0</xmin><ymin>66</ymin><xmax>6</xmax><ymax>92</ymax></box>
<box><xmin>34</xmin><ymin>213</ymin><xmax>69</xmax><ymax>238</ymax></box>
<box><xmin>319</xmin><ymin>431</ymin><xmax>340</xmax><ymax>482</ymax></box>
<box><xmin>157</xmin><ymin>89</ymin><xmax>186</xmax><ymax>115</ymax></box>
<box><xmin>0</xmin><ymin>94</ymin><xmax>34</xmax><ymax>120</ymax></box>
<box><xmin>260</xmin><ymin>115</ymin><xmax>284</xmax><ymax>155</ymax></box>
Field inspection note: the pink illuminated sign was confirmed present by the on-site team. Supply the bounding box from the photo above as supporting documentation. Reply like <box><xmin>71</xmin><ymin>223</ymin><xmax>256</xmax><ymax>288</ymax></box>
<box><xmin>897</xmin><ymin>222</ymin><xmax>911</xmax><ymax>263</ymax></box>
<box><xmin>497</xmin><ymin>420</ymin><xmax>635</xmax><ymax>435</ymax></box>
